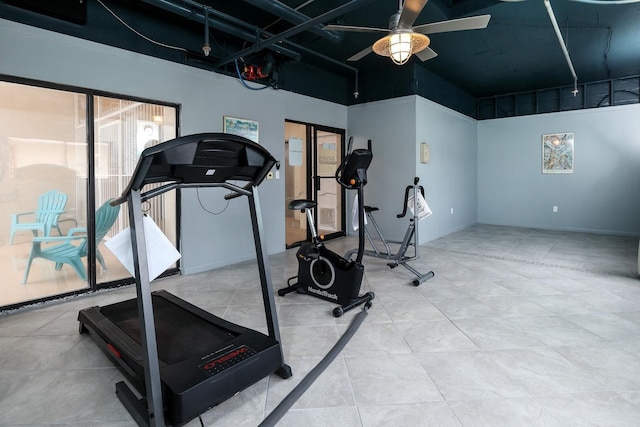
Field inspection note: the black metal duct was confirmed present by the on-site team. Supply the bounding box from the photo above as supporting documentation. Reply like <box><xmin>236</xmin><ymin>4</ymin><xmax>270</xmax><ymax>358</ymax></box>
<box><xmin>214</xmin><ymin>0</ymin><xmax>375</xmax><ymax>67</ymax></box>
<box><xmin>243</xmin><ymin>0</ymin><xmax>344</xmax><ymax>43</ymax></box>
<box><xmin>140</xmin><ymin>0</ymin><xmax>301</xmax><ymax>60</ymax></box>
<box><xmin>140</xmin><ymin>0</ymin><xmax>367</xmax><ymax>99</ymax></box>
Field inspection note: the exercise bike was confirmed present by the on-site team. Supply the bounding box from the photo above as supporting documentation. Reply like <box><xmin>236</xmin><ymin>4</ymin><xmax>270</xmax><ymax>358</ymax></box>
<box><xmin>345</xmin><ymin>177</ymin><xmax>435</xmax><ymax>286</ymax></box>
<box><xmin>278</xmin><ymin>145</ymin><xmax>375</xmax><ymax>317</ymax></box>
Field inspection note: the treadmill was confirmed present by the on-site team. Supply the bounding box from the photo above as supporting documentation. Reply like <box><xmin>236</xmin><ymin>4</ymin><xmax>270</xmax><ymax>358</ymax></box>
<box><xmin>78</xmin><ymin>133</ymin><xmax>292</xmax><ymax>427</ymax></box>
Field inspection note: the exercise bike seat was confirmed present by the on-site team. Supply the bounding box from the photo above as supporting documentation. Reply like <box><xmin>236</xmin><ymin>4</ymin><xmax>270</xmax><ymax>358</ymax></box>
<box><xmin>364</xmin><ymin>206</ymin><xmax>379</xmax><ymax>213</ymax></box>
<box><xmin>289</xmin><ymin>199</ymin><xmax>316</xmax><ymax>211</ymax></box>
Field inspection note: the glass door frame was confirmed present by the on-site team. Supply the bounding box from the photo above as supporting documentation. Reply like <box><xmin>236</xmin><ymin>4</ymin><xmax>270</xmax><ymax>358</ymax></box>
<box><xmin>0</xmin><ymin>74</ymin><xmax>180</xmax><ymax>311</ymax></box>
<box><xmin>91</xmin><ymin>92</ymin><xmax>181</xmax><ymax>291</ymax></box>
<box><xmin>310</xmin><ymin>125</ymin><xmax>346</xmax><ymax>242</ymax></box>
<box><xmin>284</xmin><ymin>119</ymin><xmax>346</xmax><ymax>248</ymax></box>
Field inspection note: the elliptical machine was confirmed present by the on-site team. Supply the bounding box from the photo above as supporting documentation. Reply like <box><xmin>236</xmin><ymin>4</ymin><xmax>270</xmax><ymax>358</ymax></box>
<box><xmin>278</xmin><ymin>143</ymin><xmax>375</xmax><ymax>317</ymax></box>
<box><xmin>345</xmin><ymin>177</ymin><xmax>435</xmax><ymax>286</ymax></box>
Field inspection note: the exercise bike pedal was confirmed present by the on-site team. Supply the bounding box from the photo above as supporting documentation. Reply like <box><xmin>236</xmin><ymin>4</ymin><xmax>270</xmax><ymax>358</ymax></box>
<box><xmin>278</xmin><ymin>276</ymin><xmax>300</xmax><ymax>296</ymax></box>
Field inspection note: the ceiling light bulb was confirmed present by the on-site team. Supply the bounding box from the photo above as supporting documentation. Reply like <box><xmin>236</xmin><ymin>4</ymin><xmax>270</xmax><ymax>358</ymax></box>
<box><xmin>372</xmin><ymin>32</ymin><xmax>430</xmax><ymax>66</ymax></box>
<box><xmin>389</xmin><ymin>33</ymin><xmax>412</xmax><ymax>65</ymax></box>
<box><xmin>202</xmin><ymin>43</ymin><xmax>211</xmax><ymax>57</ymax></box>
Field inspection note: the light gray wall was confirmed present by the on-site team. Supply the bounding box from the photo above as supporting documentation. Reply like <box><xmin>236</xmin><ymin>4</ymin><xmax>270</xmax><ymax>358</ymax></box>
<box><xmin>0</xmin><ymin>19</ymin><xmax>347</xmax><ymax>274</ymax></box>
<box><xmin>347</xmin><ymin>96</ymin><xmax>478</xmax><ymax>244</ymax></box>
<box><xmin>416</xmin><ymin>97</ymin><xmax>478</xmax><ymax>242</ymax></box>
<box><xmin>3</xmin><ymin>18</ymin><xmax>638</xmax><ymax>279</ymax></box>
<box><xmin>478</xmin><ymin>105</ymin><xmax>640</xmax><ymax>235</ymax></box>
<box><xmin>347</xmin><ymin>97</ymin><xmax>417</xmax><ymax>242</ymax></box>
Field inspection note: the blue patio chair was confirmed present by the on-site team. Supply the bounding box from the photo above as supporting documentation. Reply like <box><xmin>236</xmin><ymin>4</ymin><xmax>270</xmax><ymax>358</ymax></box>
<box><xmin>22</xmin><ymin>199</ymin><xmax>120</xmax><ymax>284</ymax></box>
<box><xmin>10</xmin><ymin>190</ymin><xmax>68</xmax><ymax>244</ymax></box>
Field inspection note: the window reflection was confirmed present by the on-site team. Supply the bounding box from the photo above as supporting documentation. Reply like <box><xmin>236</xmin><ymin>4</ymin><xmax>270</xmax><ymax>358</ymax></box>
<box><xmin>0</xmin><ymin>81</ymin><xmax>177</xmax><ymax>308</ymax></box>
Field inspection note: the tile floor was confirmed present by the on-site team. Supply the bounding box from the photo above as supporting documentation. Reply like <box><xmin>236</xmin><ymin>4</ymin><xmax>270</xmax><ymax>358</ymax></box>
<box><xmin>1</xmin><ymin>224</ymin><xmax>639</xmax><ymax>426</ymax></box>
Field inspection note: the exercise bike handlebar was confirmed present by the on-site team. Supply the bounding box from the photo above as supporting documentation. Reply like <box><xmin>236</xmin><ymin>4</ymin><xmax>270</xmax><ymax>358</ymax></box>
<box><xmin>396</xmin><ymin>177</ymin><xmax>425</xmax><ymax>219</ymax></box>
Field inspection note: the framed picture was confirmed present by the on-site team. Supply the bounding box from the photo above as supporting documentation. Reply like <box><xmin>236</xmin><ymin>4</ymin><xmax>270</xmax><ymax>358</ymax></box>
<box><xmin>542</xmin><ymin>132</ymin><xmax>574</xmax><ymax>174</ymax></box>
<box><xmin>223</xmin><ymin>116</ymin><xmax>259</xmax><ymax>143</ymax></box>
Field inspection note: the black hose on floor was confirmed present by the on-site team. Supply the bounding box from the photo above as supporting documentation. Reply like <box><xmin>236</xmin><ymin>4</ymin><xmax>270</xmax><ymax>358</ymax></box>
<box><xmin>258</xmin><ymin>307</ymin><xmax>369</xmax><ymax>427</ymax></box>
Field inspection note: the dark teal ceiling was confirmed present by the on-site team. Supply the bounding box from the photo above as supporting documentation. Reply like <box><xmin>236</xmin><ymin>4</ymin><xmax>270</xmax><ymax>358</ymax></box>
<box><xmin>2</xmin><ymin>0</ymin><xmax>639</xmax><ymax>114</ymax></box>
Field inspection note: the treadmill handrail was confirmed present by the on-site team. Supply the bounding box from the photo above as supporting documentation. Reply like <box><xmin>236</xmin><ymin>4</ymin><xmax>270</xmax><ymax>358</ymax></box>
<box><xmin>113</xmin><ymin>182</ymin><xmax>253</xmax><ymax>206</ymax></box>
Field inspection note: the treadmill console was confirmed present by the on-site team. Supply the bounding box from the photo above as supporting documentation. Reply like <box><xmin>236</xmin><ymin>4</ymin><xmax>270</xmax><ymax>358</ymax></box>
<box><xmin>115</xmin><ymin>133</ymin><xmax>276</xmax><ymax>204</ymax></box>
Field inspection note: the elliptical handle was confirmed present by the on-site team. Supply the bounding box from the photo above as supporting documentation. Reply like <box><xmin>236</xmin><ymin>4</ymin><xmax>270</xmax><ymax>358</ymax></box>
<box><xmin>396</xmin><ymin>185</ymin><xmax>412</xmax><ymax>218</ymax></box>
<box><xmin>397</xmin><ymin>177</ymin><xmax>425</xmax><ymax>218</ymax></box>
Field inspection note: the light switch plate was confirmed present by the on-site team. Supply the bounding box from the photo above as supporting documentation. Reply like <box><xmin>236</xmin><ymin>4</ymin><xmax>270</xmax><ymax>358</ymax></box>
<box><xmin>420</xmin><ymin>143</ymin><xmax>430</xmax><ymax>163</ymax></box>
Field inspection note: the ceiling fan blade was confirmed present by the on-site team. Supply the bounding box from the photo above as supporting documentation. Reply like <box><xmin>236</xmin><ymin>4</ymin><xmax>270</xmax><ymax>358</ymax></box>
<box><xmin>413</xmin><ymin>14</ymin><xmax>491</xmax><ymax>34</ymax></box>
<box><xmin>415</xmin><ymin>47</ymin><xmax>438</xmax><ymax>61</ymax></box>
<box><xmin>347</xmin><ymin>46</ymin><xmax>373</xmax><ymax>61</ymax></box>
<box><xmin>323</xmin><ymin>24</ymin><xmax>389</xmax><ymax>33</ymax></box>
<box><xmin>398</xmin><ymin>0</ymin><xmax>429</xmax><ymax>29</ymax></box>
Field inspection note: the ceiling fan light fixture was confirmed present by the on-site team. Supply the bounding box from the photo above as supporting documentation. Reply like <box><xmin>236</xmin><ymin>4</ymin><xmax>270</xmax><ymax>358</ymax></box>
<box><xmin>390</xmin><ymin>32</ymin><xmax>412</xmax><ymax>64</ymax></box>
<box><xmin>372</xmin><ymin>32</ymin><xmax>430</xmax><ymax>65</ymax></box>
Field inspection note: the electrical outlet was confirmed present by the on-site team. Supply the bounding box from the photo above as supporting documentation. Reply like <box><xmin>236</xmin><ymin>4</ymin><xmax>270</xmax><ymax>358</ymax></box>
<box><xmin>553</xmin><ymin>206</ymin><xmax>558</xmax><ymax>213</ymax></box>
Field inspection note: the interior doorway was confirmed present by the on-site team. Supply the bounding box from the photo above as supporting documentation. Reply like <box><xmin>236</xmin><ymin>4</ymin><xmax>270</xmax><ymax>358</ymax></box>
<box><xmin>284</xmin><ymin>121</ymin><xmax>346</xmax><ymax>248</ymax></box>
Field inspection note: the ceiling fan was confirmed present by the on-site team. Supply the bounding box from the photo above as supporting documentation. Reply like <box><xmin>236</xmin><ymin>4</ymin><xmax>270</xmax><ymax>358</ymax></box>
<box><xmin>323</xmin><ymin>0</ymin><xmax>491</xmax><ymax>65</ymax></box>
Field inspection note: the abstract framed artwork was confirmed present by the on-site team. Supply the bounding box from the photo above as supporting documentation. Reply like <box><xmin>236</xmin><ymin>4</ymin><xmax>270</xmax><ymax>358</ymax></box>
<box><xmin>542</xmin><ymin>132</ymin><xmax>574</xmax><ymax>174</ymax></box>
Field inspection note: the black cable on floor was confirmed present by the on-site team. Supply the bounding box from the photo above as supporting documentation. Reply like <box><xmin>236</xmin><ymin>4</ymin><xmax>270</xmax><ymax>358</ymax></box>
<box><xmin>258</xmin><ymin>306</ymin><xmax>369</xmax><ymax>427</ymax></box>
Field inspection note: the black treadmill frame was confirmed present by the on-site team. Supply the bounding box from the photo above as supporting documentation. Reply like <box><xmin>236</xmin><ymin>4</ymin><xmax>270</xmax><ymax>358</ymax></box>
<box><xmin>80</xmin><ymin>133</ymin><xmax>291</xmax><ymax>426</ymax></box>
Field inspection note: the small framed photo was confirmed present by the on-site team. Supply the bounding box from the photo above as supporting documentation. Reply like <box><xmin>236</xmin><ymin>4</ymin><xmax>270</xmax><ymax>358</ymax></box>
<box><xmin>542</xmin><ymin>132</ymin><xmax>574</xmax><ymax>174</ymax></box>
<box><xmin>223</xmin><ymin>116</ymin><xmax>259</xmax><ymax>143</ymax></box>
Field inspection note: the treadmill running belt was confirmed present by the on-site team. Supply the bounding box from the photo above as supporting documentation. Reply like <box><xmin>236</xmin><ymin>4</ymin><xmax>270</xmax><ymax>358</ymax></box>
<box><xmin>79</xmin><ymin>290</ymin><xmax>287</xmax><ymax>425</ymax></box>
<box><xmin>101</xmin><ymin>295</ymin><xmax>237</xmax><ymax>365</ymax></box>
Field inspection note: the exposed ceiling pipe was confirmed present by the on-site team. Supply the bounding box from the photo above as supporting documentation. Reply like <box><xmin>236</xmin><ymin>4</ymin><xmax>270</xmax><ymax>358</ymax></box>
<box><xmin>202</xmin><ymin>6</ymin><xmax>211</xmax><ymax>56</ymax></box>
<box><xmin>243</xmin><ymin>0</ymin><xmax>343</xmax><ymax>43</ymax></box>
<box><xmin>214</xmin><ymin>0</ymin><xmax>377</xmax><ymax>68</ymax></box>
<box><xmin>263</xmin><ymin>0</ymin><xmax>316</xmax><ymax>31</ymax></box>
<box><xmin>140</xmin><ymin>0</ymin><xmax>301</xmax><ymax>60</ymax></box>
<box><xmin>543</xmin><ymin>0</ymin><xmax>578</xmax><ymax>95</ymax></box>
<box><xmin>142</xmin><ymin>0</ymin><xmax>365</xmax><ymax>98</ymax></box>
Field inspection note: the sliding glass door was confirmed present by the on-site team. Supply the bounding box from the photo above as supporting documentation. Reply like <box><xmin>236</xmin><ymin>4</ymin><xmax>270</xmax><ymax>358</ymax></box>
<box><xmin>0</xmin><ymin>79</ymin><xmax>177</xmax><ymax>308</ymax></box>
<box><xmin>0</xmin><ymin>81</ymin><xmax>90</xmax><ymax>306</ymax></box>
<box><xmin>93</xmin><ymin>96</ymin><xmax>177</xmax><ymax>285</ymax></box>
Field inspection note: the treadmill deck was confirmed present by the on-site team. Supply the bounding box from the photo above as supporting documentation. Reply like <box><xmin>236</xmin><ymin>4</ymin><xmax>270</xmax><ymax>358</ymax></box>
<box><xmin>78</xmin><ymin>290</ymin><xmax>285</xmax><ymax>426</ymax></box>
